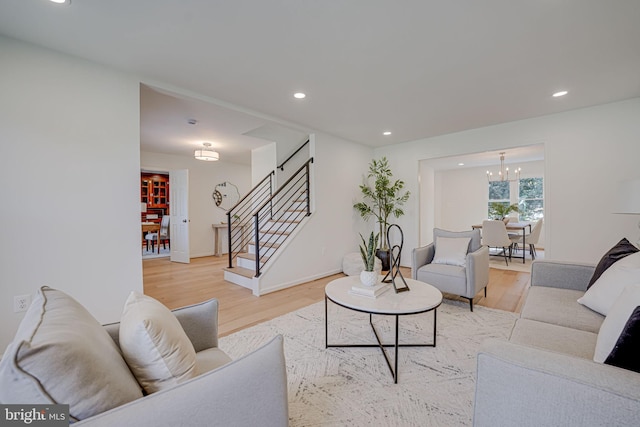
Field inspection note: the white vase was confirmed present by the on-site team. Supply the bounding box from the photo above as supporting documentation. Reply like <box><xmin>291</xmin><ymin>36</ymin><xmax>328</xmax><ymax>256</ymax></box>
<box><xmin>360</xmin><ymin>270</ymin><xmax>378</xmax><ymax>287</ymax></box>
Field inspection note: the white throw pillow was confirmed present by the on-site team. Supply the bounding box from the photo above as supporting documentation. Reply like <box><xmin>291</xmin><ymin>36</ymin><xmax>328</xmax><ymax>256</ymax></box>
<box><xmin>594</xmin><ymin>284</ymin><xmax>640</xmax><ymax>363</ymax></box>
<box><xmin>0</xmin><ymin>287</ymin><xmax>143</xmax><ymax>422</ymax></box>
<box><xmin>432</xmin><ymin>236</ymin><xmax>470</xmax><ymax>267</ymax></box>
<box><xmin>119</xmin><ymin>292</ymin><xmax>197</xmax><ymax>394</ymax></box>
<box><xmin>578</xmin><ymin>251</ymin><xmax>640</xmax><ymax>315</ymax></box>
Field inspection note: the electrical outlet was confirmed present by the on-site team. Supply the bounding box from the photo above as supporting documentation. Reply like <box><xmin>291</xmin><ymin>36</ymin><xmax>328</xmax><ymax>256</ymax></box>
<box><xmin>14</xmin><ymin>294</ymin><xmax>31</xmax><ymax>313</ymax></box>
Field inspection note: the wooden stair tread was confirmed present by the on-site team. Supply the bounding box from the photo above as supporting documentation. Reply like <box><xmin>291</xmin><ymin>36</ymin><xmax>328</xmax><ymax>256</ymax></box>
<box><xmin>250</xmin><ymin>241</ymin><xmax>281</xmax><ymax>249</ymax></box>
<box><xmin>223</xmin><ymin>266</ymin><xmax>255</xmax><ymax>278</ymax></box>
<box><xmin>258</xmin><ymin>229</ymin><xmax>292</xmax><ymax>236</ymax></box>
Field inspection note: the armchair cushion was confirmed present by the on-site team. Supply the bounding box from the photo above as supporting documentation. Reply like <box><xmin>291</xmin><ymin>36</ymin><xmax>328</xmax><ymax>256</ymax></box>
<box><xmin>417</xmin><ymin>263</ymin><xmax>467</xmax><ymax>296</ymax></box>
<box><xmin>0</xmin><ymin>287</ymin><xmax>143</xmax><ymax>422</ymax></box>
<box><xmin>432</xmin><ymin>236</ymin><xmax>471</xmax><ymax>267</ymax></box>
<box><xmin>119</xmin><ymin>292</ymin><xmax>197</xmax><ymax>394</ymax></box>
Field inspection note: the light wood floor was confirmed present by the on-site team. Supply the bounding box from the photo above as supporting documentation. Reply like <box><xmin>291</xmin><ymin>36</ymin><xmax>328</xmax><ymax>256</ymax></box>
<box><xmin>143</xmin><ymin>255</ymin><xmax>530</xmax><ymax>338</ymax></box>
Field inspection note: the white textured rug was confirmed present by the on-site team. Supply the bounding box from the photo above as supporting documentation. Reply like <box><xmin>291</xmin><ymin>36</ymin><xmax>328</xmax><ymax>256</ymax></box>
<box><xmin>219</xmin><ymin>300</ymin><xmax>517</xmax><ymax>426</ymax></box>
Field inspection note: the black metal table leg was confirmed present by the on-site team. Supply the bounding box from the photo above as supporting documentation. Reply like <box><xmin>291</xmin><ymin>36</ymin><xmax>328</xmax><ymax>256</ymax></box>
<box><xmin>326</xmin><ymin>297</ymin><xmax>438</xmax><ymax>383</ymax></box>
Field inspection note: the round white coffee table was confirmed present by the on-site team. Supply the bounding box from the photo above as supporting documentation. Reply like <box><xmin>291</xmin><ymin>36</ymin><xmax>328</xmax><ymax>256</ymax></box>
<box><xmin>325</xmin><ymin>275</ymin><xmax>443</xmax><ymax>383</ymax></box>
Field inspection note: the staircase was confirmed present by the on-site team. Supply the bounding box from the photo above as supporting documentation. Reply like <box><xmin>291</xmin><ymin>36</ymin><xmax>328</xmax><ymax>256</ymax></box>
<box><xmin>223</xmin><ymin>155</ymin><xmax>313</xmax><ymax>293</ymax></box>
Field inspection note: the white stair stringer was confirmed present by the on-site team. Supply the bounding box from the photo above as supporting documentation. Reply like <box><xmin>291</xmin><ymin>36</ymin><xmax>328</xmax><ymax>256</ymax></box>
<box><xmin>223</xmin><ymin>267</ymin><xmax>258</xmax><ymax>293</ymax></box>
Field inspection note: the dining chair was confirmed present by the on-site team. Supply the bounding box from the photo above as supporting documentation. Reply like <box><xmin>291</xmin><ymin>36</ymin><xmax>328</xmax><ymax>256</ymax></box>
<box><xmin>145</xmin><ymin>216</ymin><xmax>170</xmax><ymax>252</ymax></box>
<box><xmin>481</xmin><ymin>220</ymin><xmax>512</xmax><ymax>265</ymax></box>
<box><xmin>510</xmin><ymin>218</ymin><xmax>543</xmax><ymax>260</ymax></box>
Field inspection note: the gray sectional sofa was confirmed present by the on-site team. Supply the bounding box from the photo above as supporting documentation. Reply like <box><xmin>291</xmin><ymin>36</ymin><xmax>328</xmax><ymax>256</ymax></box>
<box><xmin>474</xmin><ymin>260</ymin><xmax>640</xmax><ymax>427</ymax></box>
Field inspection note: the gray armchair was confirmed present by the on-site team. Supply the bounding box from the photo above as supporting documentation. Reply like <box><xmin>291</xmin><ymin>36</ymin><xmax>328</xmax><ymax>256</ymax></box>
<box><xmin>411</xmin><ymin>228</ymin><xmax>490</xmax><ymax>311</ymax></box>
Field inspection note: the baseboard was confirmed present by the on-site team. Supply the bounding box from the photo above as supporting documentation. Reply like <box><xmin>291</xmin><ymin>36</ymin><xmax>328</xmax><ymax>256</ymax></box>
<box><xmin>258</xmin><ymin>268</ymin><xmax>343</xmax><ymax>296</ymax></box>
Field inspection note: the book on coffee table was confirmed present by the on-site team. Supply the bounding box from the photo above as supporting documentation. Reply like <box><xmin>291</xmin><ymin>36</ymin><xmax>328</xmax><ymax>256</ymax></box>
<box><xmin>349</xmin><ymin>282</ymin><xmax>390</xmax><ymax>298</ymax></box>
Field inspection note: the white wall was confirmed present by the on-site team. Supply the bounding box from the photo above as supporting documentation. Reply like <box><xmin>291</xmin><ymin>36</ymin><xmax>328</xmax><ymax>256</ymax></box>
<box><xmin>377</xmin><ymin>98</ymin><xmax>640</xmax><ymax>264</ymax></box>
<box><xmin>140</xmin><ymin>151</ymin><xmax>251</xmax><ymax>257</ymax></box>
<box><xmin>258</xmin><ymin>132</ymin><xmax>373</xmax><ymax>292</ymax></box>
<box><xmin>251</xmin><ymin>143</ymin><xmax>277</xmax><ymax>186</ymax></box>
<box><xmin>0</xmin><ymin>37</ymin><xmax>142</xmax><ymax>351</ymax></box>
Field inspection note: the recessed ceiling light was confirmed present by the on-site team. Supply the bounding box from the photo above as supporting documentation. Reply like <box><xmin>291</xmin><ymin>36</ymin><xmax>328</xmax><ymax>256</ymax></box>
<box><xmin>458</xmin><ymin>163</ymin><xmax>465</xmax><ymax>166</ymax></box>
<box><xmin>552</xmin><ymin>90</ymin><xmax>568</xmax><ymax>97</ymax></box>
<box><xmin>383</xmin><ymin>131</ymin><xmax>392</xmax><ymax>136</ymax></box>
<box><xmin>293</xmin><ymin>92</ymin><xmax>306</xmax><ymax>99</ymax></box>
<box><xmin>50</xmin><ymin>0</ymin><xmax>70</xmax><ymax>4</ymax></box>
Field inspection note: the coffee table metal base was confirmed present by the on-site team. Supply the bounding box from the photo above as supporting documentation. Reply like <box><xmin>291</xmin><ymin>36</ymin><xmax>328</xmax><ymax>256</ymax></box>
<box><xmin>325</xmin><ymin>295</ymin><xmax>437</xmax><ymax>384</ymax></box>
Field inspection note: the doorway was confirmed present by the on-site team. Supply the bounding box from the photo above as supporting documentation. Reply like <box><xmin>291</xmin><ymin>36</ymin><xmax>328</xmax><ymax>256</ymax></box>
<box><xmin>417</xmin><ymin>145</ymin><xmax>545</xmax><ymax>247</ymax></box>
<box><xmin>141</xmin><ymin>171</ymin><xmax>170</xmax><ymax>259</ymax></box>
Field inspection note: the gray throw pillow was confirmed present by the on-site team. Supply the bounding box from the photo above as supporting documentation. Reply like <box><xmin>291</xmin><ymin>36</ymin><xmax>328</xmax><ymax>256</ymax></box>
<box><xmin>0</xmin><ymin>286</ymin><xmax>143</xmax><ymax>422</ymax></box>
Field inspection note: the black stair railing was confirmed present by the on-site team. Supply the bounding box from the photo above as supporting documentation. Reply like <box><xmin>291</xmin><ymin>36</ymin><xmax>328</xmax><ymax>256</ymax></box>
<box><xmin>277</xmin><ymin>139</ymin><xmax>309</xmax><ymax>171</ymax></box>
<box><xmin>253</xmin><ymin>157</ymin><xmax>314</xmax><ymax>277</ymax></box>
<box><xmin>227</xmin><ymin>171</ymin><xmax>274</xmax><ymax>268</ymax></box>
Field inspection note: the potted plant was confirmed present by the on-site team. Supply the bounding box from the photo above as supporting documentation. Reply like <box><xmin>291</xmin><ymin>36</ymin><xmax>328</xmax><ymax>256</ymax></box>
<box><xmin>359</xmin><ymin>231</ymin><xmax>379</xmax><ymax>287</ymax></box>
<box><xmin>353</xmin><ymin>157</ymin><xmax>410</xmax><ymax>270</ymax></box>
<box><xmin>488</xmin><ymin>202</ymin><xmax>519</xmax><ymax>220</ymax></box>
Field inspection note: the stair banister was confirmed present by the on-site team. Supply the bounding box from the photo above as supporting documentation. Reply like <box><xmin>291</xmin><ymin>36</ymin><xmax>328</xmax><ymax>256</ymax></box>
<box><xmin>277</xmin><ymin>139</ymin><xmax>310</xmax><ymax>171</ymax></box>
<box><xmin>227</xmin><ymin>171</ymin><xmax>274</xmax><ymax>268</ymax></box>
<box><xmin>251</xmin><ymin>157</ymin><xmax>314</xmax><ymax>277</ymax></box>
<box><xmin>253</xmin><ymin>158</ymin><xmax>314</xmax><ymax>215</ymax></box>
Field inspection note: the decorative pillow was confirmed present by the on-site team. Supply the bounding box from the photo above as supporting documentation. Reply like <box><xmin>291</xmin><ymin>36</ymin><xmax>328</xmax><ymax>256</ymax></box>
<box><xmin>0</xmin><ymin>286</ymin><xmax>143</xmax><ymax>422</ymax></box>
<box><xmin>594</xmin><ymin>284</ymin><xmax>640</xmax><ymax>363</ymax></box>
<box><xmin>587</xmin><ymin>238</ymin><xmax>639</xmax><ymax>289</ymax></box>
<box><xmin>577</xmin><ymin>251</ymin><xmax>640</xmax><ymax>315</ymax></box>
<box><xmin>434</xmin><ymin>228</ymin><xmax>481</xmax><ymax>252</ymax></box>
<box><xmin>119</xmin><ymin>292</ymin><xmax>197</xmax><ymax>394</ymax></box>
<box><xmin>605</xmin><ymin>306</ymin><xmax>640</xmax><ymax>373</ymax></box>
<box><xmin>432</xmin><ymin>237</ymin><xmax>471</xmax><ymax>267</ymax></box>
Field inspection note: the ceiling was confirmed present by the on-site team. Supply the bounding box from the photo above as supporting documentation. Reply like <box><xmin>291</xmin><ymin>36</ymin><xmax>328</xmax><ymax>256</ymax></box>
<box><xmin>423</xmin><ymin>145</ymin><xmax>544</xmax><ymax>172</ymax></box>
<box><xmin>139</xmin><ymin>84</ymin><xmax>308</xmax><ymax>165</ymax></box>
<box><xmin>1</xmin><ymin>1</ymin><xmax>639</xmax><ymax>165</ymax></box>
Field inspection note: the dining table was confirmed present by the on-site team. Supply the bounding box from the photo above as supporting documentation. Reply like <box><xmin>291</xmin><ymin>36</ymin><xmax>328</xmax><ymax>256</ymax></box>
<box><xmin>472</xmin><ymin>221</ymin><xmax>532</xmax><ymax>263</ymax></box>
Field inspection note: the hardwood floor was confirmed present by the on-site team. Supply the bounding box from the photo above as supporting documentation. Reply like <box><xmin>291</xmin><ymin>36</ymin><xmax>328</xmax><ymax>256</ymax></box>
<box><xmin>143</xmin><ymin>255</ymin><xmax>530</xmax><ymax>338</ymax></box>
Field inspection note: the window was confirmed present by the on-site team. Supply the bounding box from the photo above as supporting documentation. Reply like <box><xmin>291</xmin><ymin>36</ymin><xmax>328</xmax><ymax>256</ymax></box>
<box><xmin>488</xmin><ymin>178</ymin><xmax>544</xmax><ymax>221</ymax></box>
<box><xmin>518</xmin><ymin>177</ymin><xmax>544</xmax><ymax>221</ymax></box>
<box><xmin>488</xmin><ymin>181</ymin><xmax>510</xmax><ymax>218</ymax></box>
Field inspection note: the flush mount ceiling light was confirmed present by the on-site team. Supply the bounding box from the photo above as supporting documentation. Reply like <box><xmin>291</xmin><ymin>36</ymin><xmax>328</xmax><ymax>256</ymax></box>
<box><xmin>552</xmin><ymin>90</ymin><xmax>568</xmax><ymax>97</ymax></box>
<box><xmin>194</xmin><ymin>142</ymin><xmax>219</xmax><ymax>161</ymax></box>
<box><xmin>293</xmin><ymin>92</ymin><xmax>306</xmax><ymax>99</ymax></box>
<box><xmin>383</xmin><ymin>131</ymin><xmax>392</xmax><ymax>136</ymax></box>
<box><xmin>49</xmin><ymin>0</ymin><xmax>70</xmax><ymax>4</ymax></box>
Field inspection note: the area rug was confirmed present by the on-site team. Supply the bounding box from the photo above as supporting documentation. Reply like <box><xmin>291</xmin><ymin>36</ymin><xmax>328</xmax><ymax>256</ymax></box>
<box><xmin>219</xmin><ymin>299</ymin><xmax>518</xmax><ymax>426</ymax></box>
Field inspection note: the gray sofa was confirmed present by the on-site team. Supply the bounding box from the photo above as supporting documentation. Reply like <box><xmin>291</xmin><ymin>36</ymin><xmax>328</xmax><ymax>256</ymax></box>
<box><xmin>77</xmin><ymin>299</ymin><xmax>289</xmax><ymax>427</ymax></box>
<box><xmin>474</xmin><ymin>260</ymin><xmax>640</xmax><ymax>427</ymax></box>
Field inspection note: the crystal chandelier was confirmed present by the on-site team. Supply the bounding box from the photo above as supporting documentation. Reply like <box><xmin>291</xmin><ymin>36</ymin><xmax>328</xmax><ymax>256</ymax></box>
<box><xmin>486</xmin><ymin>152</ymin><xmax>521</xmax><ymax>182</ymax></box>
